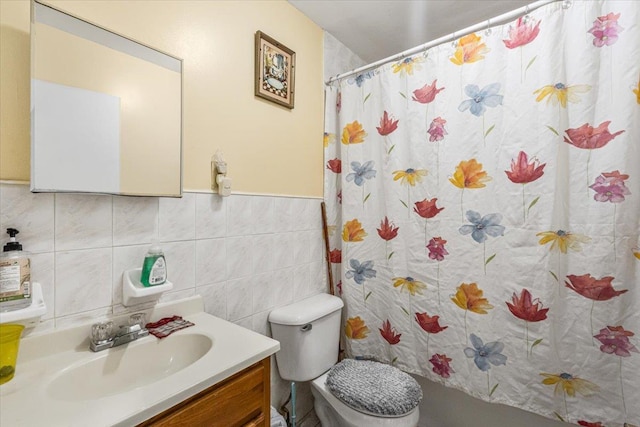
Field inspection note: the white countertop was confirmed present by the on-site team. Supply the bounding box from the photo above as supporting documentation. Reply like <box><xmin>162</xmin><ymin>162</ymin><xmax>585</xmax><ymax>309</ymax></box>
<box><xmin>0</xmin><ymin>296</ymin><xmax>280</xmax><ymax>427</ymax></box>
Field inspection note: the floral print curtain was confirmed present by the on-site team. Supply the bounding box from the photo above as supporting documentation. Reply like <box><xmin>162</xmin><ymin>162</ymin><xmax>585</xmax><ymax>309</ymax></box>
<box><xmin>323</xmin><ymin>1</ymin><xmax>640</xmax><ymax>426</ymax></box>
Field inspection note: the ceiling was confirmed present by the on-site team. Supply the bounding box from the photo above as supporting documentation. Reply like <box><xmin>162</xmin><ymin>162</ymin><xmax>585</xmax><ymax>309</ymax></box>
<box><xmin>288</xmin><ymin>0</ymin><xmax>533</xmax><ymax>64</ymax></box>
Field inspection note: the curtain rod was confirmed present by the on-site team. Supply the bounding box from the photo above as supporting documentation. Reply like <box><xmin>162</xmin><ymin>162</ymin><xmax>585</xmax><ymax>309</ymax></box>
<box><xmin>325</xmin><ymin>0</ymin><xmax>562</xmax><ymax>85</ymax></box>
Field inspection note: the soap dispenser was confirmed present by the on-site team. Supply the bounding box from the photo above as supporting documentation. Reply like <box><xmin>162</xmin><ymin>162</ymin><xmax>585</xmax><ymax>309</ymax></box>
<box><xmin>140</xmin><ymin>241</ymin><xmax>167</xmax><ymax>287</ymax></box>
<box><xmin>0</xmin><ymin>228</ymin><xmax>32</xmax><ymax>312</ymax></box>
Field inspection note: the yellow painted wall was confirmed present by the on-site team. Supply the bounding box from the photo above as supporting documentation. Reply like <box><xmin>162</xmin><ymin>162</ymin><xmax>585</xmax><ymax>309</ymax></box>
<box><xmin>0</xmin><ymin>0</ymin><xmax>325</xmax><ymax>197</ymax></box>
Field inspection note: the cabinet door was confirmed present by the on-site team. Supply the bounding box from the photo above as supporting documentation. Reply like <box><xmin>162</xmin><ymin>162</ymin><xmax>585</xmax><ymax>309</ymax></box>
<box><xmin>140</xmin><ymin>358</ymin><xmax>270</xmax><ymax>427</ymax></box>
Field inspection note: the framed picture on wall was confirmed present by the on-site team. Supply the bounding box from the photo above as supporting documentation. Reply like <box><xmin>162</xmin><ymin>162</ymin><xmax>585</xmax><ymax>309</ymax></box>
<box><xmin>255</xmin><ymin>31</ymin><xmax>295</xmax><ymax>109</ymax></box>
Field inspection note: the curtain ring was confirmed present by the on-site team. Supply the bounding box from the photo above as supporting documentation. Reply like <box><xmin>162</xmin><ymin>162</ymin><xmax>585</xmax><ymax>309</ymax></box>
<box><xmin>523</xmin><ymin>5</ymin><xmax>531</xmax><ymax>22</ymax></box>
<box><xmin>485</xmin><ymin>19</ymin><xmax>492</xmax><ymax>36</ymax></box>
<box><xmin>451</xmin><ymin>31</ymin><xmax>457</xmax><ymax>48</ymax></box>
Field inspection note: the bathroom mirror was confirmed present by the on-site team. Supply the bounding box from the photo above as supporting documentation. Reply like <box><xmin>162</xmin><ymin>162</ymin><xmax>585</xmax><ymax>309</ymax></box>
<box><xmin>30</xmin><ymin>0</ymin><xmax>183</xmax><ymax>197</ymax></box>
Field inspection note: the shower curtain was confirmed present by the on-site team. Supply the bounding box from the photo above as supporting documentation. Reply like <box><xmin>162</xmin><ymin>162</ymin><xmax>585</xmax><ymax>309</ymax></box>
<box><xmin>323</xmin><ymin>1</ymin><xmax>639</xmax><ymax>425</ymax></box>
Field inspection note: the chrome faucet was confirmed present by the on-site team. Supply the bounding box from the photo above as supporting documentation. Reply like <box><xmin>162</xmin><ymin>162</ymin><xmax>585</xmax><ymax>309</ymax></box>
<box><xmin>89</xmin><ymin>313</ymin><xmax>149</xmax><ymax>352</ymax></box>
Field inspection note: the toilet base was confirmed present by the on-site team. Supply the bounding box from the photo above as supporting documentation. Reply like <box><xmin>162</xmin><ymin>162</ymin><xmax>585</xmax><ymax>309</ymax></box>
<box><xmin>311</xmin><ymin>372</ymin><xmax>420</xmax><ymax>427</ymax></box>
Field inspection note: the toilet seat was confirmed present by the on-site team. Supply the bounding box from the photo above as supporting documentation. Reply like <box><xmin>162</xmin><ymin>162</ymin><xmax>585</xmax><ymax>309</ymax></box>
<box><xmin>325</xmin><ymin>359</ymin><xmax>422</xmax><ymax>417</ymax></box>
<box><xmin>311</xmin><ymin>372</ymin><xmax>420</xmax><ymax>427</ymax></box>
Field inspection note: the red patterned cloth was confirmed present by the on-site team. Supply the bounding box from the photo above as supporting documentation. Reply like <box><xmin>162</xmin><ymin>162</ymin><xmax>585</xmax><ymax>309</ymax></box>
<box><xmin>145</xmin><ymin>315</ymin><xmax>194</xmax><ymax>339</ymax></box>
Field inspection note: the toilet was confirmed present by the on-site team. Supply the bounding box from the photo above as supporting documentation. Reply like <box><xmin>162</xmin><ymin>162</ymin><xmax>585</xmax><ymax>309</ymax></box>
<box><xmin>269</xmin><ymin>293</ymin><xmax>421</xmax><ymax>427</ymax></box>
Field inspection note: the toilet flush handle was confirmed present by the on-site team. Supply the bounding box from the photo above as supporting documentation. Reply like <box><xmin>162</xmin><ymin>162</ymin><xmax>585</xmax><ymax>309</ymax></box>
<box><xmin>301</xmin><ymin>323</ymin><xmax>312</xmax><ymax>332</ymax></box>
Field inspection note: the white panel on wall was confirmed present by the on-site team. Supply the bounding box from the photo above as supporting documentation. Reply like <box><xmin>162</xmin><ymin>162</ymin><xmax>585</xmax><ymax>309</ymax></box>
<box><xmin>32</xmin><ymin>80</ymin><xmax>120</xmax><ymax>193</ymax></box>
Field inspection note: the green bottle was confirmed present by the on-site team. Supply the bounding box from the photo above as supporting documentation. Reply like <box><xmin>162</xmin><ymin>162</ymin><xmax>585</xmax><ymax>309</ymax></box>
<box><xmin>140</xmin><ymin>242</ymin><xmax>167</xmax><ymax>287</ymax></box>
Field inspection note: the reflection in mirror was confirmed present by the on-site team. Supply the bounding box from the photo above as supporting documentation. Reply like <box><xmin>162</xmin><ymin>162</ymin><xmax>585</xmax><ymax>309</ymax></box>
<box><xmin>31</xmin><ymin>0</ymin><xmax>182</xmax><ymax>197</ymax></box>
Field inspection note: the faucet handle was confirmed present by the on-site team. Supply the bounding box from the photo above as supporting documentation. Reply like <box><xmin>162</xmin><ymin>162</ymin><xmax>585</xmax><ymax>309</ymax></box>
<box><xmin>91</xmin><ymin>321</ymin><xmax>114</xmax><ymax>343</ymax></box>
<box><xmin>129</xmin><ymin>313</ymin><xmax>146</xmax><ymax>329</ymax></box>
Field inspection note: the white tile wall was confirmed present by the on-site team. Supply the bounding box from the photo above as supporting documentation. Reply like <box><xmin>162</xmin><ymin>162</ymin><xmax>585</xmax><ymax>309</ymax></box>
<box><xmin>54</xmin><ymin>193</ymin><xmax>113</xmax><ymax>251</ymax></box>
<box><xmin>0</xmin><ymin>183</ymin><xmax>326</xmax><ymax>419</ymax></box>
<box><xmin>112</xmin><ymin>196</ymin><xmax>158</xmax><ymax>246</ymax></box>
<box><xmin>226</xmin><ymin>194</ymin><xmax>254</xmax><ymax>236</ymax></box>
<box><xmin>158</xmin><ymin>193</ymin><xmax>196</xmax><ymax>242</ymax></box>
<box><xmin>0</xmin><ymin>186</ymin><xmax>54</xmax><ymax>253</ymax></box>
<box><xmin>195</xmin><ymin>193</ymin><xmax>226</xmax><ymax>238</ymax></box>
<box><xmin>195</xmin><ymin>238</ymin><xmax>227</xmax><ymax>285</ymax></box>
<box><xmin>323</xmin><ymin>31</ymin><xmax>366</xmax><ymax>82</ymax></box>
<box><xmin>54</xmin><ymin>248</ymin><xmax>113</xmax><ymax>316</ymax></box>
<box><xmin>0</xmin><ymin>183</ymin><xmax>327</xmax><ymax>336</ymax></box>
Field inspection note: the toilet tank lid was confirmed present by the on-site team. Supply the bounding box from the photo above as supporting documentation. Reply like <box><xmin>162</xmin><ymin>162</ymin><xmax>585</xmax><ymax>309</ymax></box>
<box><xmin>269</xmin><ymin>293</ymin><xmax>343</xmax><ymax>325</ymax></box>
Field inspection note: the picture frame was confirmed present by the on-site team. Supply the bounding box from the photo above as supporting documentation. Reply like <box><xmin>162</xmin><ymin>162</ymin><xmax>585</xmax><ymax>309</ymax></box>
<box><xmin>255</xmin><ymin>31</ymin><xmax>295</xmax><ymax>109</ymax></box>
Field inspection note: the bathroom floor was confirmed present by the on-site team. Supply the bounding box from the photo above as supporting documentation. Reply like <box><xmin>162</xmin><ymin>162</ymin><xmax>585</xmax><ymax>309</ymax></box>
<box><xmin>298</xmin><ymin>410</ymin><xmax>320</xmax><ymax>427</ymax></box>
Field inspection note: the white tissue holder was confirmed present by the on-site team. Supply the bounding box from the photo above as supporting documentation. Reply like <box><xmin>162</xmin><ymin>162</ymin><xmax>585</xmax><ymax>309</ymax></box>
<box><xmin>0</xmin><ymin>282</ymin><xmax>47</xmax><ymax>328</ymax></box>
<box><xmin>123</xmin><ymin>268</ymin><xmax>173</xmax><ymax>307</ymax></box>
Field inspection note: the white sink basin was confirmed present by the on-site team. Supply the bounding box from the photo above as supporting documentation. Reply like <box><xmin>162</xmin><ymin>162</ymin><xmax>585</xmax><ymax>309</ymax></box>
<box><xmin>47</xmin><ymin>333</ymin><xmax>212</xmax><ymax>401</ymax></box>
<box><xmin>1</xmin><ymin>296</ymin><xmax>279</xmax><ymax>427</ymax></box>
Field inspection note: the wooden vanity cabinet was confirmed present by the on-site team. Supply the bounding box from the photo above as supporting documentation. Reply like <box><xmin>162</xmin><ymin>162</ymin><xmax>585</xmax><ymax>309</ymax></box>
<box><xmin>138</xmin><ymin>358</ymin><xmax>271</xmax><ymax>427</ymax></box>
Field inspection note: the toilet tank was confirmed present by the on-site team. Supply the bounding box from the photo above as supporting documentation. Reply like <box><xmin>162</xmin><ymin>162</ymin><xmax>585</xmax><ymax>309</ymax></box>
<box><xmin>269</xmin><ymin>293</ymin><xmax>344</xmax><ymax>382</ymax></box>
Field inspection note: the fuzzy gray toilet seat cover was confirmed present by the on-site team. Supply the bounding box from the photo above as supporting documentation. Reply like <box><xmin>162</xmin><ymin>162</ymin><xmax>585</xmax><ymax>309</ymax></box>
<box><xmin>325</xmin><ymin>359</ymin><xmax>423</xmax><ymax>417</ymax></box>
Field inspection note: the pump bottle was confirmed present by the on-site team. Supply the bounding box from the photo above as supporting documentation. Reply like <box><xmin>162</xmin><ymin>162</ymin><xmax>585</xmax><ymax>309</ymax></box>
<box><xmin>0</xmin><ymin>228</ymin><xmax>32</xmax><ymax>312</ymax></box>
<box><xmin>140</xmin><ymin>242</ymin><xmax>167</xmax><ymax>287</ymax></box>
